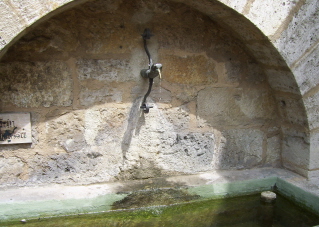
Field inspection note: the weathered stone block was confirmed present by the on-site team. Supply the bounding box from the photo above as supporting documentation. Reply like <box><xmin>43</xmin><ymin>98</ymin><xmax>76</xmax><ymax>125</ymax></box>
<box><xmin>308</xmin><ymin>169</ymin><xmax>319</xmax><ymax>181</ymax></box>
<box><xmin>214</xmin><ymin>128</ymin><xmax>264</xmax><ymax>169</ymax></box>
<box><xmin>30</xmin><ymin>111</ymin><xmax>41</xmax><ymax>146</ymax></box>
<box><xmin>87</xmin><ymin>107</ymin><xmax>128</xmax><ymax>146</ymax></box>
<box><xmin>265</xmin><ymin>68</ymin><xmax>300</xmax><ymax>94</ymax></box>
<box><xmin>1</xmin><ymin>17</ymin><xmax>80</xmax><ymax>61</ymax></box>
<box><xmin>30</xmin><ymin>105</ymin><xmax>128</xmax><ymax>185</ymax></box>
<box><xmin>274</xmin><ymin>0</ymin><xmax>319</xmax><ymax>66</ymax></box>
<box><xmin>244</xmin><ymin>61</ymin><xmax>267</xmax><ymax>84</ymax></box>
<box><xmin>79</xmin><ymin>0</ymin><xmax>122</xmax><ymax>13</ymax></box>
<box><xmin>163</xmin><ymin>85</ymin><xmax>201</xmax><ymax>104</ymax></box>
<box><xmin>183</xmin><ymin>0</ymin><xmax>236</xmax><ymax>20</ymax></box>
<box><xmin>218</xmin><ymin>0</ymin><xmax>249</xmax><ymax>14</ymax></box>
<box><xmin>160</xmin><ymin>53</ymin><xmax>217</xmax><ymax>85</ymax></box>
<box><xmin>266</xmin><ymin>135</ymin><xmax>281</xmax><ymax>167</ymax></box>
<box><xmin>158</xmin><ymin>132</ymin><xmax>215</xmax><ymax>173</ymax></box>
<box><xmin>30</xmin><ymin>147</ymin><xmax>122</xmax><ymax>184</ymax></box>
<box><xmin>162</xmin><ymin>105</ymin><xmax>190</xmax><ymax>131</ymax></box>
<box><xmin>304</xmin><ymin>91</ymin><xmax>319</xmax><ymax>130</ymax></box>
<box><xmin>246</xmin><ymin>42</ymin><xmax>287</xmax><ymax>66</ymax></box>
<box><xmin>0</xmin><ymin>1</ymin><xmax>26</xmax><ymax>49</ymax></box>
<box><xmin>0</xmin><ymin>156</ymin><xmax>24</xmax><ymax>185</ymax></box>
<box><xmin>197</xmin><ymin>87</ymin><xmax>241</xmax><ymax>126</ymax></box>
<box><xmin>247</xmin><ymin>0</ymin><xmax>299</xmax><ymax>37</ymax></box>
<box><xmin>42</xmin><ymin>0</ymin><xmax>74</xmax><ymax>11</ymax></box>
<box><xmin>294</xmin><ymin>44</ymin><xmax>319</xmax><ymax>95</ymax></box>
<box><xmin>275</xmin><ymin>95</ymin><xmax>308</xmax><ymax>127</ymax></box>
<box><xmin>309</xmin><ymin>131</ymin><xmax>319</xmax><ymax>170</ymax></box>
<box><xmin>9</xmin><ymin>0</ymin><xmax>48</xmax><ymax>25</ymax></box>
<box><xmin>79</xmin><ymin>83</ymin><xmax>123</xmax><ymax>106</ymax></box>
<box><xmin>197</xmin><ymin>87</ymin><xmax>276</xmax><ymax>127</ymax></box>
<box><xmin>281</xmin><ymin>127</ymin><xmax>310</xmax><ymax>176</ymax></box>
<box><xmin>155</xmin><ymin>7</ymin><xmax>212</xmax><ymax>53</ymax></box>
<box><xmin>60</xmin><ymin>133</ymin><xmax>87</xmax><ymax>153</ymax></box>
<box><xmin>222</xmin><ymin>15</ymin><xmax>265</xmax><ymax>41</ymax></box>
<box><xmin>213</xmin><ymin>61</ymin><xmax>239</xmax><ymax>85</ymax></box>
<box><xmin>120</xmin><ymin>102</ymin><xmax>215</xmax><ymax>176</ymax></box>
<box><xmin>45</xmin><ymin>111</ymin><xmax>85</xmax><ymax>149</ymax></box>
<box><xmin>77</xmin><ymin>59</ymin><xmax>133</xmax><ymax>82</ymax></box>
<box><xmin>0</xmin><ymin>61</ymin><xmax>72</xmax><ymax>107</ymax></box>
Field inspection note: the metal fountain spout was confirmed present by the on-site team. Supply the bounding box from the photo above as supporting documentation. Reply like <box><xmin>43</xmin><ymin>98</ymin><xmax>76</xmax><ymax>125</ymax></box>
<box><xmin>140</xmin><ymin>63</ymin><xmax>162</xmax><ymax>79</ymax></box>
<box><xmin>140</xmin><ymin>28</ymin><xmax>162</xmax><ymax>113</ymax></box>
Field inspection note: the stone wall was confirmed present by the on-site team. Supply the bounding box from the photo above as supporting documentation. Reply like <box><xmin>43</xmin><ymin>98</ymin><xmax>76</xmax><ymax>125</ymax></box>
<box><xmin>0</xmin><ymin>0</ymin><xmax>284</xmax><ymax>186</ymax></box>
<box><xmin>0</xmin><ymin>1</ymin><xmax>281</xmax><ymax>184</ymax></box>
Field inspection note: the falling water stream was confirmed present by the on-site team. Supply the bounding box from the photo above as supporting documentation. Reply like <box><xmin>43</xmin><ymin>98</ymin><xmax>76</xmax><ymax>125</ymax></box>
<box><xmin>159</xmin><ymin>74</ymin><xmax>162</xmax><ymax>102</ymax></box>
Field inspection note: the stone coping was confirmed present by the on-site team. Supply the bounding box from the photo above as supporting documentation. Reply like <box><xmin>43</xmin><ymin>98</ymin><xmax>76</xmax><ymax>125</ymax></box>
<box><xmin>1</xmin><ymin>168</ymin><xmax>319</xmax><ymax>221</ymax></box>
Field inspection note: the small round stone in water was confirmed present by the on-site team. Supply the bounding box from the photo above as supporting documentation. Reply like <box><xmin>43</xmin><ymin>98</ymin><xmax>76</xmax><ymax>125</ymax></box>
<box><xmin>261</xmin><ymin>191</ymin><xmax>276</xmax><ymax>203</ymax></box>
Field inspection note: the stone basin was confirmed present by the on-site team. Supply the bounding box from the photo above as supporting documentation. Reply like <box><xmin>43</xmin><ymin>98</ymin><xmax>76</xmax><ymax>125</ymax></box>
<box><xmin>1</xmin><ymin>168</ymin><xmax>319</xmax><ymax>222</ymax></box>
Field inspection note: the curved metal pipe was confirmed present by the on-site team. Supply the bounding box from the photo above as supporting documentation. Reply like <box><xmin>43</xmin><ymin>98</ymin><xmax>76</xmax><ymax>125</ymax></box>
<box><xmin>143</xmin><ymin>78</ymin><xmax>153</xmax><ymax>105</ymax></box>
<box><xmin>143</xmin><ymin>34</ymin><xmax>153</xmax><ymax>68</ymax></box>
<box><xmin>140</xmin><ymin>28</ymin><xmax>162</xmax><ymax>113</ymax></box>
<box><xmin>140</xmin><ymin>78</ymin><xmax>154</xmax><ymax>113</ymax></box>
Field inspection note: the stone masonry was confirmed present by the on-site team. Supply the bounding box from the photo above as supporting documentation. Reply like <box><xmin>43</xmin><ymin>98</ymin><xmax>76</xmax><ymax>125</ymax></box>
<box><xmin>0</xmin><ymin>0</ymin><xmax>317</xmax><ymax>186</ymax></box>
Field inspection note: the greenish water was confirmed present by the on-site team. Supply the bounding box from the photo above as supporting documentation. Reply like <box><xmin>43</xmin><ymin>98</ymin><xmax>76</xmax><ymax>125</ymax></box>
<box><xmin>1</xmin><ymin>193</ymin><xmax>319</xmax><ymax>227</ymax></box>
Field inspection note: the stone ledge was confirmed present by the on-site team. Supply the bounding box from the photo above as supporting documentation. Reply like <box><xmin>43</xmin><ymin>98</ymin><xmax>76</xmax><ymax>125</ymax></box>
<box><xmin>1</xmin><ymin>167</ymin><xmax>319</xmax><ymax>221</ymax></box>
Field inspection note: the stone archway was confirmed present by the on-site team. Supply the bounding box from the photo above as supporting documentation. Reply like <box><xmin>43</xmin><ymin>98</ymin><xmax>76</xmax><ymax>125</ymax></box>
<box><xmin>0</xmin><ymin>0</ymin><xmax>318</xmax><ymax>180</ymax></box>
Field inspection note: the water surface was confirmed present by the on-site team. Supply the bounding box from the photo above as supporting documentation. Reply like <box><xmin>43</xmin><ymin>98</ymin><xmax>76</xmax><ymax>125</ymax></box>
<box><xmin>2</xmin><ymin>193</ymin><xmax>319</xmax><ymax>227</ymax></box>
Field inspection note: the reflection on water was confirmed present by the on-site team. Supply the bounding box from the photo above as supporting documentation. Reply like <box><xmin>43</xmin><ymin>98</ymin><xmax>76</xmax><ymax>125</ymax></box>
<box><xmin>2</xmin><ymin>193</ymin><xmax>319</xmax><ymax>227</ymax></box>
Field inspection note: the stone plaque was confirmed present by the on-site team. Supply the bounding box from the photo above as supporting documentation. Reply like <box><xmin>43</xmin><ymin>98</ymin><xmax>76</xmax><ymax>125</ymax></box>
<box><xmin>0</xmin><ymin>112</ymin><xmax>32</xmax><ymax>144</ymax></box>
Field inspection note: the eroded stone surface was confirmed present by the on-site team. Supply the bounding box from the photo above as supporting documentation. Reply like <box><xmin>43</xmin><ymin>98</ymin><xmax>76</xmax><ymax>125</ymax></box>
<box><xmin>274</xmin><ymin>0</ymin><xmax>319</xmax><ymax>66</ymax></box>
<box><xmin>266</xmin><ymin>135</ymin><xmax>281</xmax><ymax>168</ymax></box>
<box><xmin>77</xmin><ymin>59</ymin><xmax>133</xmax><ymax>82</ymax></box>
<box><xmin>275</xmin><ymin>95</ymin><xmax>308</xmax><ymax>127</ymax></box>
<box><xmin>265</xmin><ymin>68</ymin><xmax>300</xmax><ymax>94</ymax></box>
<box><xmin>309</xmin><ymin>131</ymin><xmax>319</xmax><ymax>170</ymax></box>
<box><xmin>197</xmin><ymin>87</ymin><xmax>276</xmax><ymax>127</ymax></box>
<box><xmin>246</xmin><ymin>0</ymin><xmax>299</xmax><ymax>37</ymax></box>
<box><xmin>158</xmin><ymin>132</ymin><xmax>216</xmax><ymax>173</ymax></box>
<box><xmin>282</xmin><ymin>127</ymin><xmax>310</xmax><ymax>176</ymax></box>
<box><xmin>293</xmin><ymin>43</ymin><xmax>319</xmax><ymax>95</ymax></box>
<box><xmin>0</xmin><ymin>157</ymin><xmax>24</xmax><ymax>185</ymax></box>
<box><xmin>0</xmin><ymin>61</ymin><xmax>72</xmax><ymax>108</ymax></box>
<box><xmin>160</xmin><ymin>53</ymin><xmax>218</xmax><ymax>85</ymax></box>
<box><xmin>304</xmin><ymin>92</ymin><xmax>319</xmax><ymax>130</ymax></box>
<box><xmin>215</xmin><ymin>129</ymin><xmax>265</xmax><ymax>169</ymax></box>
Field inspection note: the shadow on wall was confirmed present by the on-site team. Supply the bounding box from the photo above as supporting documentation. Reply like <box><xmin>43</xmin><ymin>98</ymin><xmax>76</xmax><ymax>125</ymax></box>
<box><xmin>0</xmin><ymin>0</ymin><xmax>304</xmax><ymax>186</ymax></box>
<box><xmin>117</xmin><ymin>96</ymin><xmax>281</xmax><ymax>181</ymax></box>
<box><xmin>121</xmin><ymin>97</ymin><xmax>145</xmax><ymax>161</ymax></box>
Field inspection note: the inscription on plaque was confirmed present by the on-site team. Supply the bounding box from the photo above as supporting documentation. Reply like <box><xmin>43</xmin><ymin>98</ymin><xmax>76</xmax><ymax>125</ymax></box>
<box><xmin>0</xmin><ymin>112</ymin><xmax>32</xmax><ymax>144</ymax></box>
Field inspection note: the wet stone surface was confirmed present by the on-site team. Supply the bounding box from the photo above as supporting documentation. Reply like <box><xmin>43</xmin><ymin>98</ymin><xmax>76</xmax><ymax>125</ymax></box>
<box><xmin>112</xmin><ymin>188</ymin><xmax>200</xmax><ymax>209</ymax></box>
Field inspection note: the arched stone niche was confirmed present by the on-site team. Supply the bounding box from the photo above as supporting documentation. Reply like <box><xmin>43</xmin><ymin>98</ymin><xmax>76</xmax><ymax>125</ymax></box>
<box><xmin>0</xmin><ymin>0</ymin><xmax>315</xmax><ymax>186</ymax></box>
